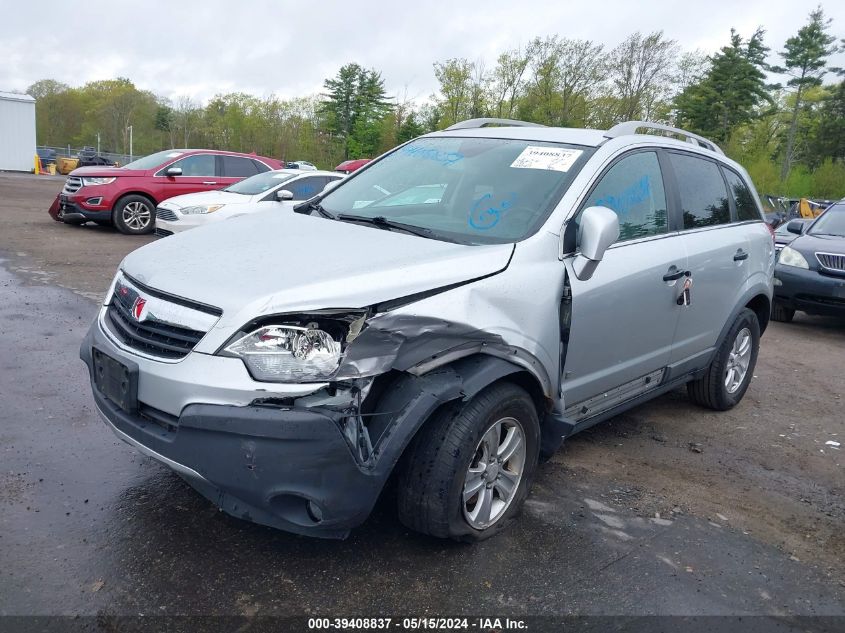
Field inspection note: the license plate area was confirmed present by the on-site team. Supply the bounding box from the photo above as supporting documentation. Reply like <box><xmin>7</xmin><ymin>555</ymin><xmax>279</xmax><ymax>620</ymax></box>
<box><xmin>92</xmin><ymin>347</ymin><xmax>138</xmax><ymax>413</ymax></box>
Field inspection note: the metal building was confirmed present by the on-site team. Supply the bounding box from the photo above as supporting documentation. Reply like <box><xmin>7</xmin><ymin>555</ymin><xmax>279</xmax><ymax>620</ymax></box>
<box><xmin>0</xmin><ymin>91</ymin><xmax>36</xmax><ymax>171</ymax></box>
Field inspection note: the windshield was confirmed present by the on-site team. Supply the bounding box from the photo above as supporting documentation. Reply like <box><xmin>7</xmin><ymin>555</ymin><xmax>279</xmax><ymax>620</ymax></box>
<box><xmin>225</xmin><ymin>171</ymin><xmax>296</xmax><ymax>195</ymax></box>
<box><xmin>122</xmin><ymin>150</ymin><xmax>185</xmax><ymax>170</ymax></box>
<box><xmin>320</xmin><ymin>137</ymin><xmax>592</xmax><ymax>244</ymax></box>
<box><xmin>808</xmin><ymin>203</ymin><xmax>845</xmax><ymax>237</ymax></box>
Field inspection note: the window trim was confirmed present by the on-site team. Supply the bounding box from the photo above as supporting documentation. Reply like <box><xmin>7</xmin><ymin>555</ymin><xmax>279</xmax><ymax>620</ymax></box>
<box><xmin>662</xmin><ymin>149</ymin><xmax>735</xmax><ymax>232</ymax></box>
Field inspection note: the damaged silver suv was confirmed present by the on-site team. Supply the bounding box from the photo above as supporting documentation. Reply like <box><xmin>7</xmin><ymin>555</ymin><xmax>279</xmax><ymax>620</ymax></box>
<box><xmin>81</xmin><ymin>119</ymin><xmax>774</xmax><ymax>540</ymax></box>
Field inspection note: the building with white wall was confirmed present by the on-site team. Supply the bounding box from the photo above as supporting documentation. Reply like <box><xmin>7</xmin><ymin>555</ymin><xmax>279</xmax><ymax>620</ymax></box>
<box><xmin>0</xmin><ymin>91</ymin><xmax>37</xmax><ymax>171</ymax></box>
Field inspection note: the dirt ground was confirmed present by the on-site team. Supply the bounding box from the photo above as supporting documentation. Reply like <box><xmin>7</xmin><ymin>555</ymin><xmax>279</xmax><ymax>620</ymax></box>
<box><xmin>1</xmin><ymin>172</ymin><xmax>843</xmax><ymax>614</ymax></box>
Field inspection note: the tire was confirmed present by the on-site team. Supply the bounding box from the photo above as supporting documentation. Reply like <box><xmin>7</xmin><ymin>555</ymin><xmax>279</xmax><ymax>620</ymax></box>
<box><xmin>397</xmin><ymin>382</ymin><xmax>540</xmax><ymax>541</ymax></box>
<box><xmin>687</xmin><ymin>308</ymin><xmax>760</xmax><ymax>411</ymax></box>
<box><xmin>113</xmin><ymin>195</ymin><xmax>155</xmax><ymax>235</ymax></box>
<box><xmin>771</xmin><ymin>302</ymin><xmax>795</xmax><ymax>323</ymax></box>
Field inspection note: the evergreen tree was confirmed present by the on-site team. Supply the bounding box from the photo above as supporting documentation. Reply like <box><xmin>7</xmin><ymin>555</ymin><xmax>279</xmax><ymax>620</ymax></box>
<box><xmin>773</xmin><ymin>7</ymin><xmax>839</xmax><ymax>179</ymax></box>
<box><xmin>321</xmin><ymin>64</ymin><xmax>391</xmax><ymax>159</ymax></box>
<box><xmin>674</xmin><ymin>29</ymin><xmax>770</xmax><ymax>142</ymax></box>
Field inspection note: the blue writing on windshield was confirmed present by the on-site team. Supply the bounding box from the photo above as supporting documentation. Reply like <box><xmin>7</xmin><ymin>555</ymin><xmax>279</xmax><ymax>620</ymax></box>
<box><xmin>468</xmin><ymin>192</ymin><xmax>517</xmax><ymax>230</ymax></box>
<box><xmin>401</xmin><ymin>144</ymin><xmax>464</xmax><ymax>167</ymax></box>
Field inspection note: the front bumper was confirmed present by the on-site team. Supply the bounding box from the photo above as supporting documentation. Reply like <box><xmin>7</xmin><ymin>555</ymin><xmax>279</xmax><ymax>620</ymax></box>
<box><xmin>774</xmin><ymin>264</ymin><xmax>845</xmax><ymax>317</ymax></box>
<box><xmin>80</xmin><ymin>321</ymin><xmax>385</xmax><ymax>538</ymax></box>
<box><xmin>49</xmin><ymin>193</ymin><xmax>112</xmax><ymax>223</ymax></box>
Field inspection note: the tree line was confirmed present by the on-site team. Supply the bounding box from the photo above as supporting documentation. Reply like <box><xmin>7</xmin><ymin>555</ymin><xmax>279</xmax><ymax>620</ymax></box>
<box><xmin>26</xmin><ymin>7</ymin><xmax>844</xmax><ymax>198</ymax></box>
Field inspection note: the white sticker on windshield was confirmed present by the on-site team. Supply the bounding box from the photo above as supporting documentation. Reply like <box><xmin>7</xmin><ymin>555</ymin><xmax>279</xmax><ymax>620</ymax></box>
<box><xmin>166</xmin><ymin>152</ymin><xmax>184</xmax><ymax>158</ymax></box>
<box><xmin>510</xmin><ymin>146</ymin><xmax>583</xmax><ymax>172</ymax></box>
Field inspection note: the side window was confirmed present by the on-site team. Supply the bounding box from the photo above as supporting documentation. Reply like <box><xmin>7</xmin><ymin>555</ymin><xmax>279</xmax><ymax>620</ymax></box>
<box><xmin>582</xmin><ymin>151</ymin><xmax>668</xmax><ymax>242</ymax></box>
<box><xmin>251</xmin><ymin>159</ymin><xmax>271</xmax><ymax>173</ymax></box>
<box><xmin>723</xmin><ymin>168</ymin><xmax>761</xmax><ymax>222</ymax></box>
<box><xmin>669</xmin><ymin>153</ymin><xmax>731</xmax><ymax>229</ymax></box>
<box><xmin>222</xmin><ymin>156</ymin><xmax>259</xmax><ymax>178</ymax></box>
<box><xmin>169</xmin><ymin>154</ymin><xmax>215</xmax><ymax>177</ymax></box>
<box><xmin>284</xmin><ymin>177</ymin><xmax>323</xmax><ymax>200</ymax></box>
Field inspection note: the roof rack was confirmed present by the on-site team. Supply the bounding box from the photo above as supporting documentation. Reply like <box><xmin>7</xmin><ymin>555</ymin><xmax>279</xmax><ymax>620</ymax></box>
<box><xmin>604</xmin><ymin>121</ymin><xmax>723</xmax><ymax>155</ymax></box>
<box><xmin>445</xmin><ymin>118</ymin><xmax>546</xmax><ymax>131</ymax></box>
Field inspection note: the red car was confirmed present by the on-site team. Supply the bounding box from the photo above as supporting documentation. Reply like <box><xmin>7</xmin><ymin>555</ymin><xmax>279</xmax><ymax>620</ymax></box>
<box><xmin>48</xmin><ymin>149</ymin><xmax>282</xmax><ymax>234</ymax></box>
<box><xmin>334</xmin><ymin>158</ymin><xmax>371</xmax><ymax>174</ymax></box>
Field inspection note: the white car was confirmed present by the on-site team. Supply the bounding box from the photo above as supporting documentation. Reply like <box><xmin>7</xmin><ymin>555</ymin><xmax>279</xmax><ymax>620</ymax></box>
<box><xmin>154</xmin><ymin>169</ymin><xmax>343</xmax><ymax>235</ymax></box>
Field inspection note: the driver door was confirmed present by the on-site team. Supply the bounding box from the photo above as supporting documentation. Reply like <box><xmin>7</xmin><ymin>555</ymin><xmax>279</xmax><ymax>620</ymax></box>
<box><xmin>562</xmin><ymin>150</ymin><xmax>686</xmax><ymax>419</ymax></box>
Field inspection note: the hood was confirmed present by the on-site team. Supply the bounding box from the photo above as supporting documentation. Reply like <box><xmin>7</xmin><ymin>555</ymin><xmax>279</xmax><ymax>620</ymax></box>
<box><xmin>159</xmin><ymin>190</ymin><xmax>253</xmax><ymax>208</ymax></box>
<box><xmin>791</xmin><ymin>233</ymin><xmax>845</xmax><ymax>256</ymax></box>
<box><xmin>121</xmin><ymin>210</ymin><xmax>513</xmax><ymax>318</ymax></box>
<box><xmin>70</xmin><ymin>166</ymin><xmax>144</xmax><ymax>177</ymax></box>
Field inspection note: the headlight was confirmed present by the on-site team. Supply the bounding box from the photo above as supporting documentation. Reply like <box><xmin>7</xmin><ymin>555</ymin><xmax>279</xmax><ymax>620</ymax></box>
<box><xmin>180</xmin><ymin>204</ymin><xmax>225</xmax><ymax>215</ymax></box>
<box><xmin>81</xmin><ymin>177</ymin><xmax>116</xmax><ymax>186</ymax></box>
<box><xmin>779</xmin><ymin>246</ymin><xmax>809</xmax><ymax>269</ymax></box>
<box><xmin>225</xmin><ymin>324</ymin><xmax>342</xmax><ymax>382</ymax></box>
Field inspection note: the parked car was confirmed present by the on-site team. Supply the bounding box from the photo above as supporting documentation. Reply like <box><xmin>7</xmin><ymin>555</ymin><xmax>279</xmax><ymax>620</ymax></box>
<box><xmin>285</xmin><ymin>160</ymin><xmax>317</xmax><ymax>171</ymax></box>
<box><xmin>48</xmin><ymin>149</ymin><xmax>282</xmax><ymax>235</ymax></box>
<box><xmin>81</xmin><ymin>118</ymin><xmax>773</xmax><ymax>541</ymax></box>
<box><xmin>772</xmin><ymin>200</ymin><xmax>845</xmax><ymax>322</ymax></box>
<box><xmin>36</xmin><ymin>147</ymin><xmax>57</xmax><ymax>166</ymax></box>
<box><xmin>154</xmin><ymin>169</ymin><xmax>343</xmax><ymax>236</ymax></box>
<box><xmin>774</xmin><ymin>217</ymin><xmax>810</xmax><ymax>257</ymax></box>
<box><xmin>335</xmin><ymin>158</ymin><xmax>371</xmax><ymax>174</ymax></box>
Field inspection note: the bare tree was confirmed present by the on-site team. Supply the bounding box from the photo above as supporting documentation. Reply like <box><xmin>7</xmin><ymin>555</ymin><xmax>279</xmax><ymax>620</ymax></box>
<box><xmin>605</xmin><ymin>31</ymin><xmax>679</xmax><ymax>122</ymax></box>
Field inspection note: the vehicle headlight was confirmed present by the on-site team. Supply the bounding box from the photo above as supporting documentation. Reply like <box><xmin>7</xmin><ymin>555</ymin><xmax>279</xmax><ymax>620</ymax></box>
<box><xmin>181</xmin><ymin>204</ymin><xmax>225</xmax><ymax>215</ymax></box>
<box><xmin>779</xmin><ymin>246</ymin><xmax>809</xmax><ymax>269</ymax></box>
<box><xmin>81</xmin><ymin>177</ymin><xmax>116</xmax><ymax>186</ymax></box>
<box><xmin>224</xmin><ymin>324</ymin><xmax>342</xmax><ymax>382</ymax></box>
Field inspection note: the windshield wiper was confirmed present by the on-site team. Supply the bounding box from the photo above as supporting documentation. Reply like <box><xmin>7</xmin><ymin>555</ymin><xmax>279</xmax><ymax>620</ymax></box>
<box><xmin>295</xmin><ymin>199</ymin><xmax>336</xmax><ymax>219</ymax></box>
<box><xmin>336</xmin><ymin>214</ymin><xmax>438</xmax><ymax>240</ymax></box>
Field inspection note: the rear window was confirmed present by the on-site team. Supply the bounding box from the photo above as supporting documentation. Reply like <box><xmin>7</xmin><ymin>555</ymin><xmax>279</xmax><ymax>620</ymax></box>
<box><xmin>669</xmin><ymin>153</ymin><xmax>731</xmax><ymax>229</ymax></box>
<box><xmin>222</xmin><ymin>156</ymin><xmax>259</xmax><ymax>177</ymax></box>
<box><xmin>723</xmin><ymin>168</ymin><xmax>761</xmax><ymax>222</ymax></box>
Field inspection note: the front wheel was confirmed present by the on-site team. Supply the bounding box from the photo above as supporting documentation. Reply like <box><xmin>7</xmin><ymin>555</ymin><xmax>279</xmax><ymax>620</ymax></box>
<box><xmin>397</xmin><ymin>382</ymin><xmax>540</xmax><ymax>541</ymax></box>
<box><xmin>687</xmin><ymin>308</ymin><xmax>760</xmax><ymax>411</ymax></box>
<box><xmin>113</xmin><ymin>195</ymin><xmax>155</xmax><ymax>235</ymax></box>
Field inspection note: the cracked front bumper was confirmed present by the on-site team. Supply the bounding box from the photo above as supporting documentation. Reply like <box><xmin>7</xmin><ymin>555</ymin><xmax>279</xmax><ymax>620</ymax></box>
<box><xmin>80</xmin><ymin>321</ymin><xmax>386</xmax><ymax>539</ymax></box>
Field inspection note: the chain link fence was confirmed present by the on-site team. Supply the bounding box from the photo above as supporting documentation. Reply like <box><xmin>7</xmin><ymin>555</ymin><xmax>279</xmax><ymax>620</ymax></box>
<box><xmin>37</xmin><ymin>145</ymin><xmax>134</xmax><ymax>167</ymax></box>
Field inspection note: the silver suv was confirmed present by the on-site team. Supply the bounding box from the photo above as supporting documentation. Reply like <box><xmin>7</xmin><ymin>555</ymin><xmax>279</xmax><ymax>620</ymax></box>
<box><xmin>81</xmin><ymin>119</ymin><xmax>774</xmax><ymax>540</ymax></box>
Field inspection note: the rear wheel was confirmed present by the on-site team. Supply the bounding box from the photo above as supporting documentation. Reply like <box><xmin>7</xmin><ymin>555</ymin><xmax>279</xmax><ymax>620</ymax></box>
<box><xmin>397</xmin><ymin>382</ymin><xmax>540</xmax><ymax>541</ymax></box>
<box><xmin>687</xmin><ymin>308</ymin><xmax>760</xmax><ymax>411</ymax></box>
<box><xmin>113</xmin><ymin>195</ymin><xmax>154</xmax><ymax>235</ymax></box>
<box><xmin>771</xmin><ymin>302</ymin><xmax>795</xmax><ymax>323</ymax></box>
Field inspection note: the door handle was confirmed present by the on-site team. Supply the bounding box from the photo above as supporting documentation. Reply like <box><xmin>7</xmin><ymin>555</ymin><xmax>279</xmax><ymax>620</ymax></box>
<box><xmin>733</xmin><ymin>250</ymin><xmax>749</xmax><ymax>261</ymax></box>
<box><xmin>663</xmin><ymin>268</ymin><xmax>690</xmax><ymax>282</ymax></box>
<box><xmin>202</xmin><ymin>181</ymin><xmax>217</xmax><ymax>185</ymax></box>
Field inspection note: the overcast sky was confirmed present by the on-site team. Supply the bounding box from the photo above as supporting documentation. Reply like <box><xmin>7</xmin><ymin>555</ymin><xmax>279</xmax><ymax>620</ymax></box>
<box><xmin>2</xmin><ymin>0</ymin><xmax>844</xmax><ymax>104</ymax></box>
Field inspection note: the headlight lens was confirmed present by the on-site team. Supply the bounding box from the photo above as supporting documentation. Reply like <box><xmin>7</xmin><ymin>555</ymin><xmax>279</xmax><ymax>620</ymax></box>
<box><xmin>181</xmin><ymin>204</ymin><xmax>225</xmax><ymax>215</ymax></box>
<box><xmin>81</xmin><ymin>177</ymin><xmax>116</xmax><ymax>186</ymax></box>
<box><xmin>225</xmin><ymin>324</ymin><xmax>342</xmax><ymax>382</ymax></box>
<box><xmin>779</xmin><ymin>246</ymin><xmax>809</xmax><ymax>269</ymax></box>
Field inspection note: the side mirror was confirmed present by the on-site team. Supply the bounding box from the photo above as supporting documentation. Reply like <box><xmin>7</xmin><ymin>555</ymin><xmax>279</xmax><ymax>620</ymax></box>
<box><xmin>786</xmin><ymin>220</ymin><xmax>804</xmax><ymax>235</ymax></box>
<box><xmin>572</xmin><ymin>206</ymin><xmax>620</xmax><ymax>281</ymax></box>
<box><xmin>321</xmin><ymin>179</ymin><xmax>342</xmax><ymax>195</ymax></box>
<box><xmin>276</xmin><ymin>189</ymin><xmax>294</xmax><ymax>201</ymax></box>
<box><xmin>165</xmin><ymin>166</ymin><xmax>182</xmax><ymax>177</ymax></box>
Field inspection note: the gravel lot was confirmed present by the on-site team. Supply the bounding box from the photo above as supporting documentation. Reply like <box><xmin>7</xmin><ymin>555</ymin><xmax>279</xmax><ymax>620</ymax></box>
<box><xmin>1</xmin><ymin>172</ymin><xmax>843</xmax><ymax>619</ymax></box>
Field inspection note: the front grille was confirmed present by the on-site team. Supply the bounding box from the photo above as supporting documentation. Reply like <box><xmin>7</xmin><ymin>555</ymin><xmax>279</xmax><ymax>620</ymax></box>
<box><xmin>816</xmin><ymin>252</ymin><xmax>845</xmax><ymax>273</ymax></box>
<box><xmin>155</xmin><ymin>228</ymin><xmax>174</xmax><ymax>238</ymax></box>
<box><xmin>156</xmin><ymin>207</ymin><xmax>178</xmax><ymax>222</ymax></box>
<box><xmin>106</xmin><ymin>289</ymin><xmax>205</xmax><ymax>359</ymax></box>
<box><xmin>62</xmin><ymin>176</ymin><xmax>82</xmax><ymax>194</ymax></box>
